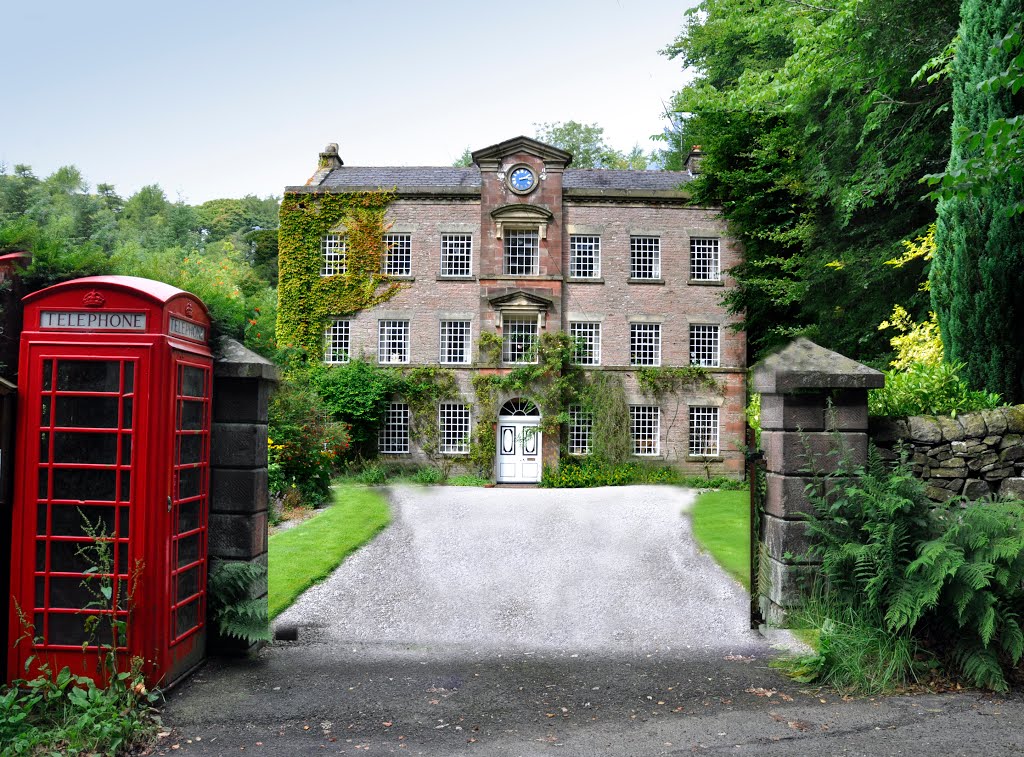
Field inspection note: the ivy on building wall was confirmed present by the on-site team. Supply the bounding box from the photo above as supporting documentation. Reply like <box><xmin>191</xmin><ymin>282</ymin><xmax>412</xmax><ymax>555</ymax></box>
<box><xmin>466</xmin><ymin>331</ymin><xmax>724</xmax><ymax>472</ymax></box>
<box><xmin>276</xmin><ymin>190</ymin><xmax>402</xmax><ymax>359</ymax></box>
<box><xmin>468</xmin><ymin>331</ymin><xmax>582</xmax><ymax>471</ymax></box>
<box><xmin>400</xmin><ymin>366</ymin><xmax>464</xmax><ymax>476</ymax></box>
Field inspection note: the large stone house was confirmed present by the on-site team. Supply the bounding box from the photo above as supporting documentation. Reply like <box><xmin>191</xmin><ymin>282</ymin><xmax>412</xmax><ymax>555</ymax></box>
<box><xmin>280</xmin><ymin>136</ymin><xmax>746</xmax><ymax>482</ymax></box>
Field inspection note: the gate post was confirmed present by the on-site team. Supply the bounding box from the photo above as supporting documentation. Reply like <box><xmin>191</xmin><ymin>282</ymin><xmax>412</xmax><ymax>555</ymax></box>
<box><xmin>751</xmin><ymin>338</ymin><xmax>883</xmax><ymax>625</ymax></box>
<box><xmin>209</xmin><ymin>338</ymin><xmax>278</xmax><ymax>654</ymax></box>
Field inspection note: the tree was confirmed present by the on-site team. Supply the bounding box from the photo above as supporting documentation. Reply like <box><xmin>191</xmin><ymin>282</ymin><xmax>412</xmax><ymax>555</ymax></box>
<box><xmin>534</xmin><ymin>121</ymin><xmax>649</xmax><ymax>169</ymax></box>
<box><xmin>931</xmin><ymin>3</ymin><xmax>1024</xmax><ymax>403</ymax></box>
<box><xmin>925</xmin><ymin>24</ymin><xmax>1024</xmax><ymax>215</ymax></box>
<box><xmin>663</xmin><ymin>0</ymin><xmax>959</xmax><ymax>360</ymax></box>
<box><xmin>452</xmin><ymin>148</ymin><xmax>473</xmax><ymax>167</ymax></box>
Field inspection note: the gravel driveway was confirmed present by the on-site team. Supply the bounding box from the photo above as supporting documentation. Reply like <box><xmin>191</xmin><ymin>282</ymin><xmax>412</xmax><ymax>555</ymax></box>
<box><xmin>163</xmin><ymin>486</ymin><xmax>1024</xmax><ymax>756</ymax></box>
<box><xmin>276</xmin><ymin>484</ymin><xmax>758</xmax><ymax>655</ymax></box>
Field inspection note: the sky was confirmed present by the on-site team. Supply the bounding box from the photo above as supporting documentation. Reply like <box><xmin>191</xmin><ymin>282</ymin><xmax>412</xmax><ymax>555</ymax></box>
<box><xmin>2</xmin><ymin>1</ymin><xmax>699</xmax><ymax>204</ymax></box>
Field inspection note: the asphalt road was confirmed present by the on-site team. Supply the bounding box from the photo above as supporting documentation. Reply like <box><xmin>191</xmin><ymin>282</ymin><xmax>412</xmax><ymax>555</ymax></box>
<box><xmin>160</xmin><ymin>485</ymin><xmax>1024</xmax><ymax>756</ymax></box>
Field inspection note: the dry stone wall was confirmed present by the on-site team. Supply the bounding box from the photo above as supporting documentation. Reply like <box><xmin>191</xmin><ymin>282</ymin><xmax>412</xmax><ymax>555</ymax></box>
<box><xmin>869</xmin><ymin>405</ymin><xmax>1024</xmax><ymax>502</ymax></box>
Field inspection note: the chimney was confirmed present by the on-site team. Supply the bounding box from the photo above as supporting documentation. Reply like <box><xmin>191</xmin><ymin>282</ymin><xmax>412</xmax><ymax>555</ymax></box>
<box><xmin>685</xmin><ymin>145</ymin><xmax>703</xmax><ymax>176</ymax></box>
<box><xmin>318</xmin><ymin>143</ymin><xmax>344</xmax><ymax>170</ymax></box>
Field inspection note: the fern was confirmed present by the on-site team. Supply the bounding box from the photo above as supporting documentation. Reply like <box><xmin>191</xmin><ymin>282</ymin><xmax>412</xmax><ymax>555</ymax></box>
<box><xmin>208</xmin><ymin>560</ymin><xmax>273</xmax><ymax>644</ymax></box>
<box><xmin>805</xmin><ymin>443</ymin><xmax>1024</xmax><ymax>691</ymax></box>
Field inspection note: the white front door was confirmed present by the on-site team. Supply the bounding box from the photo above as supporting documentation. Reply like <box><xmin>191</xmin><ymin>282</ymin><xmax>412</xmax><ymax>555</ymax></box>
<box><xmin>496</xmin><ymin>419</ymin><xmax>542</xmax><ymax>483</ymax></box>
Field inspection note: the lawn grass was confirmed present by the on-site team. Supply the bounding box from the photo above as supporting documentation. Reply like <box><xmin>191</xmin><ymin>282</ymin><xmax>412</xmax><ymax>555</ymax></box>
<box><xmin>268</xmin><ymin>485</ymin><xmax>391</xmax><ymax>619</ymax></box>
<box><xmin>690</xmin><ymin>489</ymin><xmax>750</xmax><ymax>590</ymax></box>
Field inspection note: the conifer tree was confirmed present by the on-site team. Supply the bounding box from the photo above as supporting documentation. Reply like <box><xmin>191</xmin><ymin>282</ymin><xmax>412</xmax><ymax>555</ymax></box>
<box><xmin>932</xmin><ymin>0</ymin><xmax>1024</xmax><ymax>403</ymax></box>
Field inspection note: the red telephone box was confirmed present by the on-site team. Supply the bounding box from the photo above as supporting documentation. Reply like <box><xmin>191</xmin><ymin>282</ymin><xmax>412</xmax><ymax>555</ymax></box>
<box><xmin>8</xmin><ymin>276</ymin><xmax>213</xmax><ymax>687</ymax></box>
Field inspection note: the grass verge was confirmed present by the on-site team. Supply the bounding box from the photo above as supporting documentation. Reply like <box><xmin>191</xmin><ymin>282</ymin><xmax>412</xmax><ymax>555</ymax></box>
<box><xmin>690</xmin><ymin>489</ymin><xmax>750</xmax><ymax>590</ymax></box>
<box><xmin>268</xmin><ymin>485</ymin><xmax>391</xmax><ymax>619</ymax></box>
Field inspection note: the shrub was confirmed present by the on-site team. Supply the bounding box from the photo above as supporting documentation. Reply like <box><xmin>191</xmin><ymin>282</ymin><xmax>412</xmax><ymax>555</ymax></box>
<box><xmin>269</xmin><ymin>380</ymin><xmax>350</xmax><ymax>506</ymax></box>
<box><xmin>312</xmin><ymin>359</ymin><xmax>400</xmax><ymax>450</ymax></box>
<box><xmin>410</xmin><ymin>466</ymin><xmax>445</xmax><ymax>485</ymax></box>
<box><xmin>447</xmin><ymin>474</ymin><xmax>490</xmax><ymax>487</ymax></box>
<box><xmin>803</xmin><ymin>448</ymin><xmax>1024</xmax><ymax>691</ymax></box>
<box><xmin>352</xmin><ymin>462</ymin><xmax>388</xmax><ymax>486</ymax></box>
<box><xmin>868</xmin><ymin>360</ymin><xmax>1003</xmax><ymax>417</ymax></box>
<box><xmin>541</xmin><ymin>456</ymin><xmax>745</xmax><ymax>490</ymax></box>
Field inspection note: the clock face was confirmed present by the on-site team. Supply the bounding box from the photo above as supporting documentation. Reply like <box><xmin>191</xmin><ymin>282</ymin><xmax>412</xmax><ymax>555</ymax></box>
<box><xmin>508</xmin><ymin>166</ymin><xmax>536</xmax><ymax>193</ymax></box>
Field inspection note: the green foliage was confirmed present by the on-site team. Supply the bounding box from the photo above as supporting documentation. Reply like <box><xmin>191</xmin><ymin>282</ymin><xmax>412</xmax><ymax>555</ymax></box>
<box><xmin>534</xmin><ymin>121</ymin><xmax>650</xmax><ymax>169</ymax></box>
<box><xmin>268</xmin><ymin>379</ymin><xmax>350</xmax><ymax>506</ymax></box>
<box><xmin>0</xmin><ymin>162</ymin><xmax>278</xmax><ymax>351</ymax></box>
<box><xmin>924</xmin><ymin>23</ymin><xmax>1024</xmax><ymax>215</ymax></box>
<box><xmin>664</xmin><ymin>0</ymin><xmax>959</xmax><ymax>360</ymax></box>
<box><xmin>451</xmin><ymin>147</ymin><xmax>474</xmax><ymax>167</ymax></box>
<box><xmin>541</xmin><ymin>456</ymin><xmax>745</xmax><ymax>490</ymax></box>
<box><xmin>447</xmin><ymin>473</ymin><xmax>491</xmax><ymax>487</ymax></box>
<box><xmin>635</xmin><ymin>365</ymin><xmax>719</xmax><ymax>397</ymax></box>
<box><xmin>932</xmin><ymin>7</ymin><xmax>1024</xmax><ymax>404</ymax></box>
<box><xmin>390</xmin><ymin>365</ymin><xmax>465</xmax><ymax>477</ymax></box>
<box><xmin>351</xmin><ymin>462</ymin><xmax>389</xmax><ymax>485</ymax></box>
<box><xmin>0</xmin><ymin>659</ymin><xmax>161</xmax><ymax>756</ymax></box>
<box><xmin>469</xmin><ymin>331</ymin><xmax>582</xmax><ymax>474</ymax></box>
<box><xmin>276</xmin><ymin>190</ymin><xmax>403</xmax><ymax>358</ymax></box>
<box><xmin>0</xmin><ymin>513</ymin><xmax>160</xmax><ymax>755</ymax></box>
<box><xmin>868</xmin><ymin>361</ymin><xmax>1003</xmax><ymax>417</ymax></box>
<box><xmin>584</xmin><ymin>371</ymin><xmax>632</xmax><ymax>465</ymax></box>
<box><xmin>207</xmin><ymin>560</ymin><xmax>272</xmax><ymax>645</ymax></box>
<box><xmin>805</xmin><ymin>449</ymin><xmax>1024</xmax><ymax>691</ymax></box>
<box><xmin>312</xmin><ymin>359</ymin><xmax>401</xmax><ymax>450</ymax></box>
<box><xmin>410</xmin><ymin>466</ymin><xmax>445</xmax><ymax>485</ymax></box>
<box><xmin>779</xmin><ymin>600</ymin><xmax>928</xmax><ymax>695</ymax></box>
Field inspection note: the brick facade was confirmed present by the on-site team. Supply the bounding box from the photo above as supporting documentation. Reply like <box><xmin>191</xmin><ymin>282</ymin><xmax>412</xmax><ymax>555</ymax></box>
<box><xmin>284</xmin><ymin>137</ymin><xmax>746</xmax><ymax>480</ymax></box>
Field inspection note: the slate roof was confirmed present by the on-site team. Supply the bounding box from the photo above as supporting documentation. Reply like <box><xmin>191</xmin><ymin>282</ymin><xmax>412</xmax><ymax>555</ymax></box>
<box><xmin>564</xmin><ymin>169</ymin><xmax>692</xmax><ymax>190</ymax></box>
<box><xmin>293</xmin><ymin>167</ymin><xmax>692</xmax><ymax>194</ymax></box>
<box><xmin>317</xmin><ymin>167</ymin><xmax>481</xmax><ymax>190</ymax></box>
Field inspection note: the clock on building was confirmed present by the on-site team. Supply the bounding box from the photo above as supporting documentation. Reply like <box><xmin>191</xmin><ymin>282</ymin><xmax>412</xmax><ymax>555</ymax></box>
<box><xmin>507</xmin><ymin>165</ymin><xmax>536</xmax><ymax>194</ymax></box>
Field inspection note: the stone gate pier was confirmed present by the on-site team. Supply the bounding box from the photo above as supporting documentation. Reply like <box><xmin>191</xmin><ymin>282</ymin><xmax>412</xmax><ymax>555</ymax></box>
<box><xmin>752</xmin><ymin>338</ymin><xmax>884</xmax><ymax>624</ymax></box>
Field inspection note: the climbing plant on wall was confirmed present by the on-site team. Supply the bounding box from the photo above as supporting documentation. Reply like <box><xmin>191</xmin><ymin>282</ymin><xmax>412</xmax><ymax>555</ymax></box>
<box><xmin>469</xmin><ymin>331</ymin><xmax>581</xmax><ymax>473</ymax></box>
<box><xmin>276</xmin><ymin>190</ymin><xmax>403</xmax><ymax>360</ymax></box>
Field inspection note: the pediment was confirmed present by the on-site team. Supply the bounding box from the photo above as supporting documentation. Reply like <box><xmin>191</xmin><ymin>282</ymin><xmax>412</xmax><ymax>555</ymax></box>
<box><xmin>471</xmin><ymin>136</ymin><xmax>573</xmax><ymax>170</ymax></box>
<box><xmin>490</xmin><ymin>203</ymin><xmax>554</xmax><ymax>239</ymax></box>
<box><xmin>490</xmin><ymin>204</ymin><xmax>553</xmax><ymax>222</ymax></box>
<box><xmin>488</xmin><ymin>290</ymin><xmax>555</xmax><ymax>311</ymax></box>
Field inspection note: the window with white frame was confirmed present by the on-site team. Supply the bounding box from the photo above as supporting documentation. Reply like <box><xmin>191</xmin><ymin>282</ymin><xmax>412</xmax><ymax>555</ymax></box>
<box><xmin>630</xmin><ymin>236</ymin><xmax>661</xmax><ymax>279</ymax></box>
<box><xmin>323</xmin><ymin>318</ymin><xmax>351</xmax><ymax>364</ymax></box>
<box><xmin>689</xmin><ymin>406</ymin><xmax>720</xmax><ymax>456</ymax></box>
<box><xmin>378</xmin><ymin>402</ymin><xmax>410</xmax><ymax>454</ymax></box>
<box><xmin>321</xmin><ymin>234</ymin><xmax>347</xmax><ymax>276</ymax></box>
<box><xmin>502</xmin><ymin>319</ymin><xmax>538</xmax><ymax>363</ymax></box>
<box><xmin>378</xmin><ymin>319</ymin><xmax>410</xmax><ymax>364</ymax></box>
<box><xmin>690</xmin><ymin>237</ymin><xmax>720</xmax><ymax>281</ymax></box>
<box><xmin>630</xmin><ymin>405</ymin><xmax>660</xmax><ymax>456</ymax></box>
<box><xmin>569</xmin><ymin>235</ymin><xmax>601</xmax><ymax>278</ymax></box>
<box><xmin>689</xmin><ymin>324</ymin><xmax>721</xmax><ymax>367</ymax></box>
<box><xmin>439</xmin><ymin>320</ymin><xmax>471</xmax><ymax>364</ymax></box>
<box><xmin>630</xmin><ymin>323</ymin><xmax>661</xmax><ymax>366</ymax></box>
<box><xmin>440</xmin><ymin>234</ymin><xmax>472</xmax><ymax>277</ymax></box>
<box><xmin>438</xmin><ymin>402</ymin><xmax>471</xmax><ymax>454</ymax></box>
<box><xmin>503</xmin><ymin>229</ymin><xmax>540</xmax><ymax>275</ymax></box>
<box><xmin>382</xmin><ymin>233</ymin><xmax>412</xmax><ymax>276</ymax></box>
<box><xmin>568</xmin><ymin>405</ymin><xmax>593</xmax><ymax>455</ymax></box>
<box><xmin>569</xmin><ymin>321</ymin><xmax>601</xmax><ymax>365</ymax></box>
